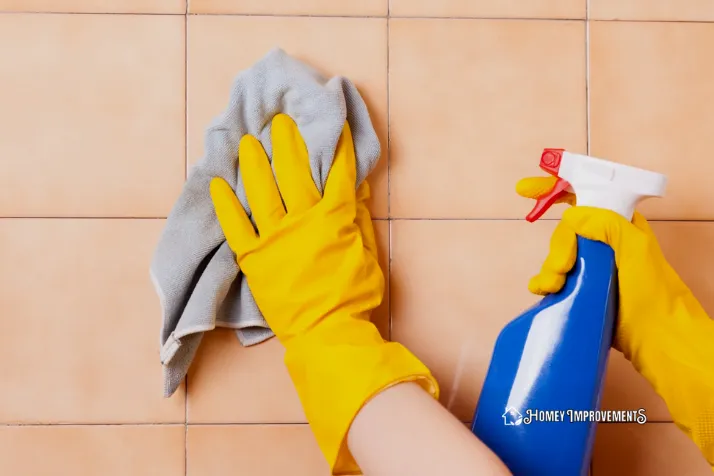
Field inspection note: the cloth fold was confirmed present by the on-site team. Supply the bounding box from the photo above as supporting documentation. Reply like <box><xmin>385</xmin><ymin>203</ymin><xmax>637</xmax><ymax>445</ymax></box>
<box><xmin>150</xmin><ymin>48</ymin><xmax>381</xmax><ymax>397</ymax></box>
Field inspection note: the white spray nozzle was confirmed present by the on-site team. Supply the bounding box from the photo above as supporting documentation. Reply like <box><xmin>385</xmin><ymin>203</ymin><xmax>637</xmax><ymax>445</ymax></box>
<box><xmin>526</xmin><ymin>149</ymin><xmax>667</xmax><ymax>222</ymax></box>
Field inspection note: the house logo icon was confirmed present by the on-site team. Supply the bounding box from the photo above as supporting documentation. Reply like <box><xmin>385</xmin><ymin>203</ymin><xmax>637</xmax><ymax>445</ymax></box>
<box><xmin>502</xmin><ymin>407</ymin><xmax>523</xmax><ymax>426</ymax></box>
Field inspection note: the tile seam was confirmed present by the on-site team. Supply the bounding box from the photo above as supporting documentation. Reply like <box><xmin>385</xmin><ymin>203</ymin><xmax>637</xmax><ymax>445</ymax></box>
<box><xmin>380</xmin><ymin>218</ymin><xmax>714</xmax><ymax>222</ymax></box>
<box><xmin>0</xmin><ymin>217</ymin><xmax>710</xmax><ymax>222</ymax></box>
<box><xmin>184</xmin><ymin>377</ymin><xmax>188</xmax><ymax>476</ymax></box>
<box><xmin>184</xmin><ymin>6</ymin><xmax>189</xmax><ymax>474</ymax></box>
<box><xmin>586</xmin><ymin>0</ymin><xmax>591</xmax><ymax>155</ymax></box>
<box><xmin>184</xmin><ymin>10</ymin><xmax>189</xmax><ymax>182</ymax></box>
<box><xmin>0</xmin><ymin>12</ymin><xmax>710</xmax><ymax>23</ymax></box>
<box><xmin>182</xmin><ymin>422</ymin><xmax>310</xmax><ymax>426</ymax></box>
<box><xmin>0</xmin><ymin>11</ymin><xmax>184</xmax><ymax>15</ymax></box>
<box><xmin>187</xmin><ymin>12</ymin><xmax>386</xmax><ymax>18</ymax></box>
<box><xmin>0</xmin><ymin>420</ymin><xmax>675</xmax><ymax>427</ymax></box>
<box><xmin>185</xmin><ymin>13</ymin><xmax>583</xmax><ymax>20</ymax></box>
<box><xmin>0</xmin><ymin>216</ymin><xmax>168</xmax><ymax>219</ymax></box>
<box><xmin>0</xmin><ymin>423</ymin><xmax>186</xmax><ymax>426</ymax></box>
<box><xmin>387</xmin><ymin>2</ymin><xmax>392</xmax><ymax>341</ymax></box>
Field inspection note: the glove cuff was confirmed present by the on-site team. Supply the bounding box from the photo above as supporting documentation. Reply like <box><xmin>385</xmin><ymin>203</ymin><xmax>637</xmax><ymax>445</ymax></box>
<box><xmin>624</xmin><ymin>306</ymin><xmax>714</xmax><ymax>466</ymax></box>
<box><xmin>283</xmin><ymin>319</ymin><xmax>439</xmax><ymax>475</ymax></box>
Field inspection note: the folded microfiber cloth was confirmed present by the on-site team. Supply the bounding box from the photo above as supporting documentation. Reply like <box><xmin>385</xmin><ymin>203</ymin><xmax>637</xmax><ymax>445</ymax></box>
<box><xmin>150</xmin><ymin>48</ymin><xmax>381</xmax><ymax>397</ymax></box>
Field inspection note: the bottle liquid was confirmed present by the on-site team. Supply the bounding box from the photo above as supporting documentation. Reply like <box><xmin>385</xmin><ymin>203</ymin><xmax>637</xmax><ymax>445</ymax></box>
<box><xmin>470</xmin><ymin>149</ymin><xmax>667</xmax><ymax>475</ymax></box>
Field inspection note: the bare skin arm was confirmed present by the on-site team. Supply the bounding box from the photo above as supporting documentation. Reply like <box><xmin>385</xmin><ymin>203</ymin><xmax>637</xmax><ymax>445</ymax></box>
<box><xmin>348</xmin><ymin>382</ymin><xmax>512</xmax><ymax>476</ymax></box>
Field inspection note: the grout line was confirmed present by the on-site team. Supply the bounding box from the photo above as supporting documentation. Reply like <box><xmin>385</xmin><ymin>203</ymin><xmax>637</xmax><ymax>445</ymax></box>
<box><xmin>184</xmin><ymin>377</ymin><xmax>188</xmax><ymax>476</ymax></box>
<box><xmin>386</xmin><ymin>15</ymin><xmax>586</xmax><ymax>21</ymax></box>
<box><xmin>183</xmin><ymin>13</ymin><xmax>714</xmax><ymax>23</ymax></box>
<box><xmin>0</xmin><ymin>11</ymin><xmax>711</xmax><ymax>23</ymax></box>
<box><xmin>388</xmin><ymin>219</ymin><xmax>392</xmax><ymax>341</ymax></box>
<box><xmin>585</xmin><ymin>0</ymin><xmax>591</xmax><ymax>155</ymax></box>
<box><xmin>0</xmin><ymin>420</ymin><xmax>674</xmax><ymax>427</ymax></box>
<box><xmin>386</xmin><ymin>6</ymin><xmax>392</xmax><ymax>341</ymax></box>
<box><xmin>379</xmin><ymin>217</ymin><xmax>714</xmax><ymax>222</ymax></box>
<box><xmin>0</xmin><ymin>216</ymin><xmax>710</xmax><ymax>222</ymax></box>
<box><xmin>588</xmin><ymin>18</ymin><xmax>714</xmax><ymax>24</ymax></box>
<box><xmin>184</xmin><ymin>11</ymin><xmax>188</xmax><ymax>476</ymax></box>
<box><xmin>184</xmin><ymin>7</ymin><xmax>189</xmax><ymax>182</ymax></box>
<box><xmin>0</xmin><ymin>422</ymin><xmax>313</xmax><ymax>427</ymax></box>
<box><xmin>185</xmin><ymin>13</ymin><xmax>584</xmax><ymax>21</ymax></box>
<box><xmin>186</xmin><ymin>12</ymin><xmax>386</xmax><ymax>18</ymax></box>
<box><xmin>386</xmin><ymin>18</ymin><xmax>391</xmax><ymax>220</ymax></box>
<box><xmin>0</xmin><ymin>216</ymin><xmax>167</xmax><ymax>220</ymax></box>
<box><xmin>186</xmin><ymin>422</ymin><xmax>309</xmax><ymax>426</ymax></box>
<box><xmin>0</xmin><ymin>423</ymin><xmax>186</xmax><ymax>427</ymax></box>
<box><xmin>0</xmin><ymin>10</ymin><xmax>184</xmax><ymax>15</ymax></box>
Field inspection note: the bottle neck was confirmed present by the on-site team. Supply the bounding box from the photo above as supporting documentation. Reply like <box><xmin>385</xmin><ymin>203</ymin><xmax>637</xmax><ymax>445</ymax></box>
<box><xmin>572</xmin><ymin>188</ymin><xmax>638</xmax><ymax>221</ymax></box>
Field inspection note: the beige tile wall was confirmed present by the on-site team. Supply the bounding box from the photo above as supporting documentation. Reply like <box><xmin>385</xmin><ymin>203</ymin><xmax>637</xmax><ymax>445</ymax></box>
<box><xmin>0</xmin><ymin>0</ymin><xmax>712</xmax><ymax>474</ymax></box>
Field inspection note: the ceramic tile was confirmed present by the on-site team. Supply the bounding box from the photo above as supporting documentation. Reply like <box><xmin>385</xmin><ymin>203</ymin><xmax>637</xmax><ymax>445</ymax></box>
<box><xmin>187</xmin><ymin>220</ymin><xmax>389</xmax><ymax>423</ymax></box>
<box><xmin>188</xmin><ymin>0</ymin><xmax>386</xmax><ymax>15</ymax></box>
<box><xmin>593</xmin><ymin>423</ymin><xmax>712</xmax><ymax>475</ymax></box>
<box><xmin>0</xmin><ymin>14</ymin><xmax>184</xmax><ymax>218</ymax></box>
<box><xmin>590</xmin><ymin>0</ymin><xmax>714</xmax><ymax>21</ymax></box>
<box><xmin>187</xmin><ymin>331</ymin><xmax>305</xmax><ymax>423</ymax></box>
<box><xmin>0</xmin><ymin>425</ymin><xmax>184</xmax><ymax>476</ymax></box>
<box><xmin>187</xmin><ymin>425</ymin><xmax>329</xmax><ymax>475</ymax></box>
<box><xmin>390</xmin><ymin>0</ymin><xmax>585</xmax><ymax>19</ymax></box>
<box><xmin>0</xmin><ymin>0</ymin><xmax>185</xmax><ymax>13</ymax></box>
<box><xmin>649</xmin><ymin>222</ymin><xmax>714</xmax><ymax>315</ymax></box>
<box><xmin>389</xmin><ymin>19</ymin><xmax>587</xmax><ymax>219</ymax></box>
<box><xmin>601</xmin><ymin>351</ymin><xmax>670</xmax><ymax>421</ymax></box>
<box><xmin>390</xmin><ymin>220</ymin><xmax>553</xmax><ymax>421</ymax></box>
<box><xmin>0</xmin><ymin>219</ymin><xmax>185</xmax><ymax>423</ymax></box>
<box><xmin>590</xmin><ymin>22</ymin><xmax>714</xmax><ymax>220</ymax></box>
<box><xmin>187</xmin><ymin>16</ymin><xmax>388</xmax><ymax>218</ymax></box>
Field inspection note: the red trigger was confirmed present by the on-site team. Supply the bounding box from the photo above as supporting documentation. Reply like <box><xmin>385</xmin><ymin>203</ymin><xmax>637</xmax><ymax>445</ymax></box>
<box><xmin>525</xmin><ymin>177</ymin><xmax>570</xmax><ymax>223</ymax></box>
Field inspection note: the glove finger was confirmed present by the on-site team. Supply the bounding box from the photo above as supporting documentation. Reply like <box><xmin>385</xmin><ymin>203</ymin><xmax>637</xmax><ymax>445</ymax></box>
<box><xmin>528</xmin><ymin>220</ymin><xmax>577</xmax><ymax>295</ymax></box>
<box><xmin>239</xmin><ymin>134</ymin><xmax>286</xmax><ymax>232</ymax></box>
<box><xmin>271</xmin><ymin>114</ymin><xmax>321</xmax><ymax>214</ymax></box>
<box><xmin>631</xmin><ymin>211</ymin><xmax>669</xmax><ymax>259</ymax></box>
<box><xmin>323</xmin><ymin>121</ymin><xmax>357</xmax><ymax>206</ymax></box>
<box><xmin>516</xmin><ymin>176</ymin><xmax>559</xmax><ymax>199</ymax></box>
<box><xmin>561</xmin><ymin>207</ymin><xmax>633</xmax><ymax>261</ymax></box>
<box><xmin>210</xmin><ymin>177</ymin><xmax>258</xmax><ymax>257</ymax></box>
<box><xmin>355</xmin><ymin>181</ymin><xmax>379</xmax><ymax>260</ymax></box>
<box><xmin>528</xmin><ymin>272</ymin><xmax>566</xmax><ymax>296</ymax></box>
<box><xmin>516</xmin><ymin>176</ymin><xmax>576</xmax><ymax>205</ymax></box>
<box><xmin>631</xmin><ymin>211</ymin><xmax>655</xmax><ymax>234</ymax></box>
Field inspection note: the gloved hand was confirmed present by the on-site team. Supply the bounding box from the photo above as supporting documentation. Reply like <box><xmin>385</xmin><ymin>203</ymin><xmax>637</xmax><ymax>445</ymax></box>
<box><xmin>210</xmin><ymin>114</ymin><xmax>439</xmax><ymax>475</ymax></box>
<box><xmin>517</xmin><ymin>176</ymin><xmax>714</xmax><ymax>468</ymax></box>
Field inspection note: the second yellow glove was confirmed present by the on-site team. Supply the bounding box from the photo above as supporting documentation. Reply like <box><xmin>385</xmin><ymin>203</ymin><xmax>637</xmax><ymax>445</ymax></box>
<box><xmin>518</xmin><ymin>176</ymin><xmax>714</xmax><ymax>468</ymax></box>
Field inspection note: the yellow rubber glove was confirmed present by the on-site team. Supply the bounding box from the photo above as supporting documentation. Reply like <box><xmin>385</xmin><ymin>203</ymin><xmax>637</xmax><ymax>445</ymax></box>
<box><xmin>210</xmin><ymin>114</ymin><xmax>439</xmax><ymax>475</ymax></box>
<box><xmin>517</xmin><ymin>176</ymin><xmax>714</xmax><ymax>468</ymax></box>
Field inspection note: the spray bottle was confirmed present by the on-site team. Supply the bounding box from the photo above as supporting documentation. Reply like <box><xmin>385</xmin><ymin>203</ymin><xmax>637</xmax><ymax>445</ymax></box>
<box><xmin>470</xmin><ymin>149</ymin><xmax>667</xmax><ymax>475</ymax></box>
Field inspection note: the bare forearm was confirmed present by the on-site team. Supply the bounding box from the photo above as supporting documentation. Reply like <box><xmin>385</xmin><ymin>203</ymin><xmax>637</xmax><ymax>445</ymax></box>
<box><xmin>347</xmin><ymin>382</ymin><xmax>511</xmax><ymax>476</ymax></box>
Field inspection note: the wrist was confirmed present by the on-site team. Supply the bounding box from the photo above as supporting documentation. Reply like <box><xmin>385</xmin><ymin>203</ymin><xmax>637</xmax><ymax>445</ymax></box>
<box><xmin>281</xmin><ymin>316</ymin><xmax>439</xmax><ymax>474</ymax></box>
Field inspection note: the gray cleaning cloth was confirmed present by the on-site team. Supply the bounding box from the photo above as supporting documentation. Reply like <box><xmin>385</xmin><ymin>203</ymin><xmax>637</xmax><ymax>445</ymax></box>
<box><xmin>150</xmin><ymin>48</ymin><xmax>381</xmax><ymax>397</ymax></box>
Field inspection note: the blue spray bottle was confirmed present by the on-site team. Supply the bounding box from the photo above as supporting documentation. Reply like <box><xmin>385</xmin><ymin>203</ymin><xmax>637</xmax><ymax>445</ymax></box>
<box><xmin>470</xmin><ymin>149</ymin><xmax>667</xmax><ymax>475</ymax></box>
